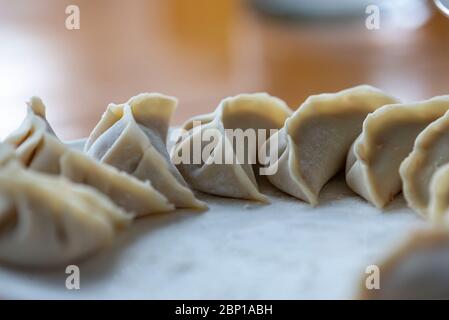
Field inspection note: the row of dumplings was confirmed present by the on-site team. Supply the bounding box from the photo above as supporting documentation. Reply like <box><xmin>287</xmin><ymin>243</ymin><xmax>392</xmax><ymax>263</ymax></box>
<box><xmin>173</xmin><ymin>85</ymin><xmax>449</xmax><ymax>223</ymax></box>
<box><xmin>1</xmin><ymin>85</ymin><xmax>449</xmax><ymax>267</ymax></box>
<box><xmin>0</xmin><ymin>94</ymin><xmax>206</xmax><ymax>268</ymax></box>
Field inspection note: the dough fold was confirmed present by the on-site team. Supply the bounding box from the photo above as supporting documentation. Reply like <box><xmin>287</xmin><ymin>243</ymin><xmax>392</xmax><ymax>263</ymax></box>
<box><xmin>347</xmin><ymin>96</ymin><xmax>449</xmax><ymax>208</ymax></box>
<box><xmin>0</xmin><ymin>162</ymin><xmax>131</xmax><ymax>268</ymax></box>
<box><xmin>266</xmin><ymin>85</ymin><xmax>398</xmax><ymax>205</ymax></box>
<box><xmin>400</xmin><ymin>109</ymin><xmax>449</xmax><ymax>216</ymax></box>
<box><xmin>85</xmin><ymin>93</ymin><xmax>206</xmax><ymax>209</ymax></box>
<box><xmin>171</xmin><ymin>93</ymin><xmax>292</xmax><ymax>201</ymax></box>
<box><xmin>5</xmin><ymin>97</ymin><xmax>174</xmax><ymax>217</ymax></box>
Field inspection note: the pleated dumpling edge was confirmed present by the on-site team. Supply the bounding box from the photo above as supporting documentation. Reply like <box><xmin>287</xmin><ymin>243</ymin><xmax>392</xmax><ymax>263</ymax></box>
<box><xmin>400</xmin><ymin>107</ymin><xmax>449</xmax><ymax>217</ymax></box>
<box><xmin>84</xmin><ymin>93</ymin><xmax>207</xmax><ymax>210</ymax></box>
<box><xmin>0</xmin><ymin>162</ymin><xmax>132</xmax><ymax>268</ymax></box>
<box><xmin>265</xmin><ymin>85</ymin><xmax>399</xmax><ymax>206</ymax></box>
<box><xmin>4</xmin><ymin>96</ymin><xmax>176</xmax><ymax>217</ymax></box>
<box><xmin>347</xmin><ymin>95</ymin><xmax>449</xmax><ymax>209</ymax></box>
<box><xmin>171</xmin><ymin>93</ymin><xmax>292</xmax><ymax>202</ymax></box>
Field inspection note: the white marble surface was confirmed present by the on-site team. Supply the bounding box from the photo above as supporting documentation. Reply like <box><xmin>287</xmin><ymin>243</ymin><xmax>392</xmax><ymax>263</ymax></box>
<box><xmin>0</xmin><ymin>140</ymin><xmax>426</xmax><ymax>299</ymax></box>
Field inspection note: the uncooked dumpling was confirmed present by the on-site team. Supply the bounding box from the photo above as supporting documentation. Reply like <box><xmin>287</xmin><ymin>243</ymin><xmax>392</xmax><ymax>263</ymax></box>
<box><xmin>84</xmin><ymin>93</ymin><xmax>205</xmax><ymax>209</ymax></box>
<box><xmin>358</xmin><ymin>230</ymin><xmax>449</xmax><ymax>299</ymax></box>
<box><xmin>0</xmin><ymin>162</ymin><xmax>131</xmax><ymax>268</ymax></box>
<box><xmin>428</xmin><ymin>163</ymin><xmax>449</xmax><ymax>225</ymax></box>
<box><xmin>171</xmin><ymin>93</ymin><xmax>292</xmax><ymax>201</ymax></box>
<box><xmin>346</xmin><ymin>96</ymin><xmax>449</xmax><ymax>209</ymax></box>
<box><xmin>5</xmin><ymin>98</ymin><xmax>174</xmax><ymax>216</ymax></box>
<box><xmin>265</xmin><ymin>85</ymin><xmax>398</xmax><ymax>205</ymax></box>
<box><xmin>400</xmin><ymin>109</ymin><xmax>449</xmax><ymax>216</ymax></box>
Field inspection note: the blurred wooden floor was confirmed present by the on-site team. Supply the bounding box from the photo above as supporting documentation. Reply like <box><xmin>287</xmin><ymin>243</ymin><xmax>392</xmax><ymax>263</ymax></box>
<box><xmin>1</xmin><ymin>0</ymin><xmax>449</xmax><ymax>140</ymax></box>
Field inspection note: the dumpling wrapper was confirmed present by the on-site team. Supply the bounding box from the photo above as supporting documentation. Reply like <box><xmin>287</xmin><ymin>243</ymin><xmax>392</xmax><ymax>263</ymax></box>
<box><xmin>84</xmin><ymin>93</ymin><xmax>206</xmax><ymax>209</ymax></box>
<box><xmin>358</xmin><ymin>229</ymin><xmax>449</xmax><ymax>300</ymax></box>
<box><xmin>347</xmin><ymin>96</ymin><xmax>449</xmax><ymax>209</ymax></box>
<box><xmin>5</xmin><ymin>98</ymin><xmax>174</xmax><ymax>217</ymax></box>
<box><xmin>0</xmin><ymin>162</ymin><xmax>131</xmax><ymax>268</ymax></box>
<box><xmin>400</xmin><ymin>108</ymin><xmax>449</xmax><ymax>217</ymax></box>
<box><xmin>265</xmin><ymin>85</ymin><xmax>398</xmax><ymax>205</ymax></box>
<box><xmin>171</xmin><ymin>93</ymin><xmax>292</xmax><ymax>202</ymax></box>
<box><xmin>4</xmin><ymin>97</ymin><xmax>58</xmax><ymax>170</ymax></box>
<box><xmin>61</xmin><ymin>150</ymin><xmax>174</xmax><ymax>216</ymax></box>
<box><xmin>428</xmin><ymin>163</ymin><xmax>449</xmax><ymax>225</ymax></box>
<box><xmin>0</xmin><ymin>143</ymin><xmax>16</xmax><ymax>167</ymax></box>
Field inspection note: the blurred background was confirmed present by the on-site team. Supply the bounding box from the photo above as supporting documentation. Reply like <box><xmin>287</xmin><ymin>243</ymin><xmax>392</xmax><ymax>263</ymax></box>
<box><xmin>0</xmin><ymin>0</ymin><xmax>448</xmax><ymax>140</ymax></box>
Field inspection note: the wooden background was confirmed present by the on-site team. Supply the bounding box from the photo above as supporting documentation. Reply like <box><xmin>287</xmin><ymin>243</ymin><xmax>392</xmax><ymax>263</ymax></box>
<box><xmin>0</xmin><ymin>0</ymin><xmax>448</xmax><ymax>140</ymax></box>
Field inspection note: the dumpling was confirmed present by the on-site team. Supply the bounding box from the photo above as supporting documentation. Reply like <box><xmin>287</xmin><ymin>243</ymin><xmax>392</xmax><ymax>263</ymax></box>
<box><xmin>358</xmin><ymin>230</ymin><xmax>449</xmax><ymax>299</ymax></box>
<box><xmin>400</xmin><ymin>109</ymin><xmax>449</xmax><ymax>216</ymax></box>
<box><xmin>5</xmin><ymin>98</ymin><xmax>174</xmax><ymax>217</ymax></box>
<box><xmin>428</xmin><ymin>163</ymin><xmax>449</xmax><ymax>225</ymax></box>
<box><xmin>346</xmin><ymin>96</ymin><xmax>449</xmax><ymax>209</ymax></box>
<box><xmin>171</xmin><ymin>93</ymin><xmax>292</xmax><ymax>201</ymax></box>
<box><xmin>84</xmin><ymin>93</ymin><xmax>206</xmax><ymax>209</ymax></box>
<box><xmin>264</xmin><ymin>85</ymin><xmax>398</xmax><ymax>205</ymax></box>
<box><xmin>0</xmin><ymin>162</ymin><xmax>131</xmax><ymax>268</ymax></box>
